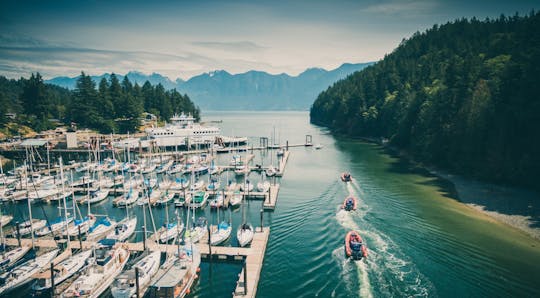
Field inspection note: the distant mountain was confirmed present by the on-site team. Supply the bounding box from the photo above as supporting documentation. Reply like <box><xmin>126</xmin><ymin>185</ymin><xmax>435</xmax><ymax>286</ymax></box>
<box><xmin>46</xmin><ymin>71</ymin><xmax>177</xmax><ymax>90</ymax></box>
<box><xmin>46</xmin><ymin>62</ymin><xmax>373</xmax><ymax>110</ymax></box>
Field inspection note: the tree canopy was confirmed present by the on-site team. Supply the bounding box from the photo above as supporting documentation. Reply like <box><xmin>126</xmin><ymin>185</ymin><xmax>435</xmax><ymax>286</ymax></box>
<box><xmin>310</xmin><ymin>12</ymin><xmax>540</xmax><ymax>190</ymax></box>
<box><xmin>0</xmin><ymin>72</ymin><xmax>200</xmax><ymax>134</ymax></box>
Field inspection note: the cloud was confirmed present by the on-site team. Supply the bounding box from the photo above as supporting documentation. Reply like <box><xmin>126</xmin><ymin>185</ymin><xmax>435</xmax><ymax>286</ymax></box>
<box><xmin>192</xmin><ymin>41</ymin><xmax>267</xmax><ymax>52</ymax></box>
<box><xmin>360</xmin><ymin>0</ymin><xmax>439</xmax><ymax>17</ymax></box>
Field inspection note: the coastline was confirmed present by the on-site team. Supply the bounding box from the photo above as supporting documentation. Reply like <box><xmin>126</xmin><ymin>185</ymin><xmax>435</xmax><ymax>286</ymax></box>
<box><xmin>357</xmin><ymin>136</ymin><xmax>540</xmax><ymax>240</ymax></box>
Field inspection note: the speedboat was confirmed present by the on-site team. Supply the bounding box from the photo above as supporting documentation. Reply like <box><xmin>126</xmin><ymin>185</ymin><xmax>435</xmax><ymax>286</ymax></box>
<box><xmin>340</xmin><ymin>172</ymin><xmax>352</xmax><ymax>182</ymax></box>
<box><xmin>341</xmin><ymin>196</ymin><xmax>357</xmax><ymax>211</ymax></box>
<box><xmin>344</xmin><ymin>231</ymin><xmax>368</xmax><ymax>260</ymax></box>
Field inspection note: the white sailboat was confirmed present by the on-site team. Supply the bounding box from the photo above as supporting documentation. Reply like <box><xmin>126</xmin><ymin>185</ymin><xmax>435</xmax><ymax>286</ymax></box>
<box><xmin>257</xmin><ymin>181</ymin><xmax>271</xmax><ymax>193</ymax></box>
<box><xmin>110</xmin><ymin>250</ymin><xmax>161</xmax><ymax>298</ymax></box>
<box><xmin>106</xmin><ymin>217</ymin><xmax>137</xmax><ymax>242</ymax></box>
<box><xmin>0</xmin><ymin>249</ymin><xmax>59</xmax><ymax>295</ymax></box>
<box><xmin>31</xmin><ymin>249</ymin><xmax>93</xmax><ymax>293</ymax></box>
<box><xmin>0</xmin><ymin>246</ymin><xmax>31</xmax><ymax>271</ymax></box>
<box><xmin>63</xmin><ymin>215</ymin><xmax>96</xmax><ymax>237</ymax></box>
<box><xmin>210</xmin><ymin>210</ymin><xmax>232</xmax><ymax>246</ymax></box>
<box><xmin>87</xmin><ymin>217</ymin><xmax>116</xmax><ymax>241</ymax></box>
<box><xmin>61</xmin><ymin>246</ymin><xmax>130</xmax><ymax>298</ymax></box>
<box><xmin>229</xmin><ymin>190</ymin><xmax>242</xmax><ymax>208</ymax></box>
<box><xmin>147</xmin><ymin>243</ymin><xmax>201</xmax><ymax>298</ymax></box>
<box><xmin>237</xmin><ymin>189</ymin><xmax>254</xmax><ymax>247</ymax></box>
<box><xmin>17</xmin><ymin>219</ymin><xmax>47</xmax><ymax>236</ymax></box>
<box><xmin>114</xmin><ymin>188</ymin><xmax>140</xmax><ymax>207</ymax></box>
<box><xmin>34</xmin><ymin>216</ymin><xmax>74</xmax><ymax>237</ymax></box>
<box><xmin>185</xmin><ymin>217</ymin><xmax>207</xmax><ymax>244</ymax></box>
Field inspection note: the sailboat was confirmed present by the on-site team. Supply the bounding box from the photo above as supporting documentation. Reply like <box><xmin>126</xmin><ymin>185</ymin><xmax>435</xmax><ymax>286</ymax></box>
<box><xmin>0</xmin><ymin>246</ymin><xmax>31</xmax><ymax>272</ymax></box>
<box><xmin>87</xmin><ymin>217</ymin><xmax>116</xmax><ymax>241</ymax></box>
<box><xmin>148</xmin><ymin>241</ymin><xmax>201</xmax><ymax>298</ymax></box>
<box><xmin>206</xmin><ymin>177</ymin><xmax>220</xmax><ymax>191</ymax></box>
<box><xmin>257</xmin><ymin>180</ymin><xmax>270</xmax><ymax>193</ymax></box>
<box><xmin>185</xmin><ymin>217</ymin><xmax>207</xmax><ymax>244</ymax></box>
<box><xmin>61</xmin><ymin>245</ymin><xmax>130</xmax><ymax>298</ymax></box>
<box><xmin>113</xmin><ymin>188</ymin><xmax>140</xmax><ymax>207</ymax></box>
<box><xmin>63</xmin><ymin>215</ymin><xmax>96</xmax><ymax>237</ymax></box>
<box><xmin>31</xmin><ymin>249</ymin><xmax>93</xmax><ymax>294</ymax></box>
<box><xmin>110</xmin><ymin>250</ymin><xmax>161</xmax><ymax>298</ymax></box>
<box><xmin>157</xmin><ymin>203</ymin><xmax>183</xmax><ymax>243</ymax></box>
<box><xmin>17</xmin><ymin>219</ymin><xmax>47</xmax><ymax>236</ymax></box>
<box><xmin>106</xmin><ymin>217</ymin><xmax>137</xmax><ymax>242</ymax></box>
<box><xmin>236</xmin><ymin>191</ymin><xmax>254</xmax><ymax>247</ymax></box>
<box><xmin>0</xmin><ymin>249</ymin><xmax>59</xmax><ymax>295</ymax></box>
<box><xmin>229</xmin><ymin>190</ymin><xmax>242</xmax><ymax>208</ymax></box>
<box><xmin>240</xmin><ymin>179</ymin><xmax>254</xmax><ymax>192</ymax></box>
<box><xmin>210</xmin><ymin>210</ymin><xmax>232</xmax><ymax>246</ymax></box>
<box><xmin>34</xmin><ymin>216</ymin><xmax>74</xmax><ymax>237</ymax></box>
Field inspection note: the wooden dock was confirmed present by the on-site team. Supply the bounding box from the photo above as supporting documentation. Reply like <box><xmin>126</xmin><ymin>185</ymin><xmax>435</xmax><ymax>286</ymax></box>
<box><xmin>4</xmin><ymin>227</ymin><xmax>271</xmax><ymax>298</ymax></box>
<box><xmin>276</xmin><ymin>150</ymin><xmax>290</xmax><ymax>177</ymax></box>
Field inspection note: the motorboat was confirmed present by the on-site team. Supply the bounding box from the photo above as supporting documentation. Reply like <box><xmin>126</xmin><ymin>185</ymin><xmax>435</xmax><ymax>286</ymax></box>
<box><xmin>340</xmin><ymin>172</ymin><xmax>352</xmax><ymax>182</ymax></box>
<box><xmin>344</xmin><ymin>231</ymin><xmax>368</xmax><ymax>260</ymax></box>
<box><xmin>188</xmin><ymin>191</ymin><xmax>209</xmax><ymax>209</ymax></box>
<box><xmin>341</xmin><ymin>196</ymin><xmax>357</xmax><ymax>211</ymax></box>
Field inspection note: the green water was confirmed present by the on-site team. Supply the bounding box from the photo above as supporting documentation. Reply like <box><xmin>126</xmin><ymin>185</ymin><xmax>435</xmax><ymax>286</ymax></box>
<box><xmin>4</xmin><ymin>111</ymin><xmax>540</xmax><ymax>297</ymax></box>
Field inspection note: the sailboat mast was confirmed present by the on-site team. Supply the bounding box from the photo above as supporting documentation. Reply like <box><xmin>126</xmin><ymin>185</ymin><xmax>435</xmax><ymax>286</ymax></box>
<box><xmin>59</xmin><ymin>157</ymin><xmax>71</xmax><ymax>247</ymax></box>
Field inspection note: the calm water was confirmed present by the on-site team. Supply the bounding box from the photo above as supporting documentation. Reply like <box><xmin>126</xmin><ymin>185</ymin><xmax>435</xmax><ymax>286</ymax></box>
<box><xmin>4</xmin><ymin>111</ymin><xmax>540</xmax><ymax>297</ymax></box>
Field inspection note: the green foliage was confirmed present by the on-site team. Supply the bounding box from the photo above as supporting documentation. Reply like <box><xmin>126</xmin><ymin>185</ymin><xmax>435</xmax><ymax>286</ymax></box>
<box><xmin>310</xmin><ymin>12</ymin><xmax>540</xmax><ymax>189</ymax></box>
<box><xmin>0</xmin><ymin>71</ymin><xmax>200</xmax><ymax>135</ymax></box>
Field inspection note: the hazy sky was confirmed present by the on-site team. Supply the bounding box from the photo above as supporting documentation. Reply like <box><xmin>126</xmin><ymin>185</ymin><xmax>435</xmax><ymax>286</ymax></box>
<box><xmin>1</xmin><ymin>0</ymin><xmax>538</xmax><ymax>80</ymax></box>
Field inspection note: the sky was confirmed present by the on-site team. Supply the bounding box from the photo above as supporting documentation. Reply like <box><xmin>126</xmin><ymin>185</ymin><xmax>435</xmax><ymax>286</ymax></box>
<box><xmin>0</xmin><ymin>0</ymin><xmax>538</xmax><ymax>80</ymax></box>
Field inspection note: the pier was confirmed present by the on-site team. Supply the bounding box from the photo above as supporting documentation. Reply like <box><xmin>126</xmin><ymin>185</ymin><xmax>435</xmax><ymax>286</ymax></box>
<box><xmin>3</xmin><ymin>227</ymin><xmax>270</xmax><ymax>298</ymax></box>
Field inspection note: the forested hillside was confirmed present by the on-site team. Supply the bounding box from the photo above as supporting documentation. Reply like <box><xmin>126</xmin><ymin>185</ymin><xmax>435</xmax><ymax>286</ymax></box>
<box><xmin>310</xmin><ymin>12</ymin><xmax>540</xmax><ymax>189</ymax></box>
<box><xmin>0</xmin><ymin>72</ymin><xmax>199</xmax><ymax>135</ymax></box>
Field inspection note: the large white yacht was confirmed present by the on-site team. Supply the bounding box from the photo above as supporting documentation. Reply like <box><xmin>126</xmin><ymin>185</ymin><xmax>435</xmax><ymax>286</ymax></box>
<box><xmin>146</xmin><ymin>113</ymin><xmax>220</xmax><ymax>147</ymax></box>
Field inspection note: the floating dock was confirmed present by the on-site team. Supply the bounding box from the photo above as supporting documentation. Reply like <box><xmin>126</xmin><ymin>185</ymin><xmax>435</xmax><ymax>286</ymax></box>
<box><xmin>4</xmin><ymin>228</ymin><xmax>270</xmax><ymax>298</ymax></box>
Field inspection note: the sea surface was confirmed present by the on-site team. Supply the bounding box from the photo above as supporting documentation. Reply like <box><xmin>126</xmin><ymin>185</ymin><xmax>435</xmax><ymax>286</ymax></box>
<box><xmin>3</xmin><ymin>111</ymin><xmax>540</xmax><ymax>297</ymax></box>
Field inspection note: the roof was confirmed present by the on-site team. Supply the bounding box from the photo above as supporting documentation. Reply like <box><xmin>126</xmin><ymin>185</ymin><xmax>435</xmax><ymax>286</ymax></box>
<box><xmin>20</xmin><ymin>139</ymin><xmax>48</xmax><ymax>147</ymax></box>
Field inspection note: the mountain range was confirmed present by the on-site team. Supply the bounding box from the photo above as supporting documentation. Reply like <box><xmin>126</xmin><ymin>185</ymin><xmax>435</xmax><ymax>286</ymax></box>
<box><xmin>46</xmin><ymin>62</ymin><xmax>373</xmax><ymax>110</ymax></box>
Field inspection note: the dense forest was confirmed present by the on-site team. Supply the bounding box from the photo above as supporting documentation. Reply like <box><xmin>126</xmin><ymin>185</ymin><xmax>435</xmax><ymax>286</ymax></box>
<box><xmin>310</xmin><ymin>12</ymin><xmax>540</xmax><ymax>189</ymax></box>
<box><xmin>0</xmin><ymin>72</ymin><xmax>200</xmax><ymax>135</ymax></box>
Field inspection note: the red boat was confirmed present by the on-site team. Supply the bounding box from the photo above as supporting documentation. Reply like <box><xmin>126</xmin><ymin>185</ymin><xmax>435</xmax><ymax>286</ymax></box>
<box><xmin>344</xmin><ymin>231</ymin><xmax>368</xmax><ymax>260</ymax></box>
<box><xmin>340</xmin><ymin>172</ymin><xmax>352</xmax><ymax>182</ymax></box>
<box><xmin>341</xmin><ymin>196</ymin><xmax>357</xmax><ymax>211</ymax></box>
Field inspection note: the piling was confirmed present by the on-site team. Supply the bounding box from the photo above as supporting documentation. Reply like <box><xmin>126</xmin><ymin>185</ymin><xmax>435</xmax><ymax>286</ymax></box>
<box><xmin>243</xmin><ymin>258</ymin><xmax>248</xmax><ymax>295</ymax></box>
<box><xmin>50</xmin><ymin>262</ymin><xmax>55</xmax><ymax>298</ymax></box>
<box><xmin>78</xmin><ymin>225</ymin><xmax>82</xmax><ymax>248</ymax></box>
<box><xmin>260</xmin><ymin>209</ymin><xmax>263</xmax><ymax>232</ymax></box>
<box><xmin>135</xmin><ymin>266</ymin><xmax>140</xmax><ymax>298</ymax></box>
<box><xmin>142</xmin><ymin>226</ymin><xmax>147</xmax><ymax>251</ymax></box>
<box><xmin>207</xmin><ymin>225</ymin><xmax>212</xmax><ymax>260</ymax></box>
<box><xmin>15</xmin><ymin>221</ymin><xmax>21</xmax><ymax>247</ymax></box>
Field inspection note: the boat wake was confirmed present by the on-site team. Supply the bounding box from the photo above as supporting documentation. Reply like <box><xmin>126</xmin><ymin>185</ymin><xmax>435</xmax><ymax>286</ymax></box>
<box><xmin>336</xmin><ymin>182</ymin><xmax>434</xmax><ymax>297</ymax></box>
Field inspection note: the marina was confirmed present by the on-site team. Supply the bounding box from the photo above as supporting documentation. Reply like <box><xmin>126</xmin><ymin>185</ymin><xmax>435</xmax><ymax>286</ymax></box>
<box><xmin>0</xmin><ymin>113</ymin><xmax>296</xmax><ymax>297</ymax></box>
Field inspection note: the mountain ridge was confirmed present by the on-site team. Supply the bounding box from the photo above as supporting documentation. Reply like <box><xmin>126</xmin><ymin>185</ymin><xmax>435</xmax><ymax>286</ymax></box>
<box><xmin>45</xmin><ymin>62</ymin><xmax>373</xmax><ymax>110</ymax></box>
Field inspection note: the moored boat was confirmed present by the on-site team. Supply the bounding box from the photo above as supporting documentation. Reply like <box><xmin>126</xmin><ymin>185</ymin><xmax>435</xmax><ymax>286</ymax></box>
<box><xmin>147</xmin><ymin>244</ymin><xmax>201</xmax><ymax>298</ymax></box>
<box><xmin>0</xmin><ymin>249</ymin><xmax>59</xmax><ymax>295</ymax></box>
<box><xmin>110</xmin><ymin>251</ymin><xmax>161</xmax><ymax>298</ymax></box>
<box><xmin>31</xmin><ymin>249</ymin><xmax>93</xmax><ymax>294</ymax></box>
<box><xmin>61</xmin><ymin>245</ymin><xmax>130</xmax><ymax>298</ymax></box>
<box><xmin>106</xmin><ymin>217</ymin><xmax>137</xmax><ymax>242</ymax></box>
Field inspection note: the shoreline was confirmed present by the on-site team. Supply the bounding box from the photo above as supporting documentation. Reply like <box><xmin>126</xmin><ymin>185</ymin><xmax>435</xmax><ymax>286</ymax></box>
<box><xmin>356</xmin><ymin>136</ymin><xmax>540</xmax><ymax>240</ymax></box>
